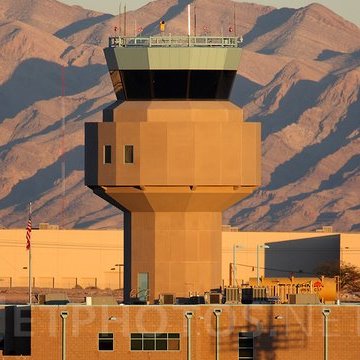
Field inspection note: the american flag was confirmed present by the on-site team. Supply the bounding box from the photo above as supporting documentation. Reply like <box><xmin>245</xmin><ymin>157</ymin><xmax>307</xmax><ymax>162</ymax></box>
<box><xmin>26</xmin><ymin>215</ymin><xmax>32</xmax><ymax>250</ymax></box>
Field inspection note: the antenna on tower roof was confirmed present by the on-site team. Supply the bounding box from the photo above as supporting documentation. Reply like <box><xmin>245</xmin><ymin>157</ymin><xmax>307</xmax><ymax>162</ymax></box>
<box><xmin>118</xmin><ymin>2</ymin><xmax>122</xmax><ymax>37</ymax></box>
<box><xmin>194</xmin><ymin>2</ymin><xmax>197</xmax><ymax>36</ymax></box>
<box><xmin>187</xmin><ymin>4</ymin><xmax>191</xmax><ymax>36</ymax></box>
<box><xmin>124</xmin><ymin>3</ymin><xmax>127</xmax><ymax>37</ymax></box>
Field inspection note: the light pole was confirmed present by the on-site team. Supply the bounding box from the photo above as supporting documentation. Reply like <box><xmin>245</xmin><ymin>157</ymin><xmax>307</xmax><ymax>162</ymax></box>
<box><xmin>112</xmin><ymin>263</ymin><xmax>124</xmax><ymax>289</ymax></box>
<box><xmin>60</xmin><ymin>311</ymin><xmax>68</xmax><ymax>360</ymax></box>
<box><xmin>340</xmin><ymin>246</ymin><xmax>349</xmax><ymax>263</ymax></box>
<box><xmin>257</xmin><ymin>244</ymin><xmax>269</xmax><ymax>286</ymax></box>
<box><xmin>322</xmin><ymin>309</ymin><xmax>331</xmax><ymax>360</ymax></box>
<box><xmin>22</xmin><ymin>266</ymin><xmax>30</xmax><ymax>302</ymax></box>
<box><xmin>232</xmin><ymin>244</ymin><xmax>244</xmax><ymax>286</ymax></box>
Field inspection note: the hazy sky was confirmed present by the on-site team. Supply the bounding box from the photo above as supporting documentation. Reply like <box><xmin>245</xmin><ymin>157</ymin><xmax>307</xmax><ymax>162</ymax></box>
<box><xmin>59</xmin><ymin>0</ymin><xmax>360</xmax><ymax>26</ymax></box>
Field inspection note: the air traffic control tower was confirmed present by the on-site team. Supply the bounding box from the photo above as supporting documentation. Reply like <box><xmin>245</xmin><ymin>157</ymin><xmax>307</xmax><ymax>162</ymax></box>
<box><xmin>85</xmin><ymin>35</ymin><xmax>261</xmax><ymax>303</ymax></box>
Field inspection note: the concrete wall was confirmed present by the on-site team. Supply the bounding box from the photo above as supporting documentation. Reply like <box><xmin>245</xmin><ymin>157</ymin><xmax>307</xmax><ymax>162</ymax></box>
<box><xmin>0</xmin><ymin>230</ymin><xmax>123</xmax><ymax>289</ymax></box>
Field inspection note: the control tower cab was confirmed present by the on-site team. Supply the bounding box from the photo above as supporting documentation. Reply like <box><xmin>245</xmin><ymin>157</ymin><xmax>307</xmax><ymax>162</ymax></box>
<box><xmin>85</xmin><ymin>35</ymin><xmax>261</xmax><ymax>303</ymax></box>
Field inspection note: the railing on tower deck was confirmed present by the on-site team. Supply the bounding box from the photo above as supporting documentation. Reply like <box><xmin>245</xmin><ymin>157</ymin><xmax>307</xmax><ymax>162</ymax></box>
<box><xmin>108</xmin><ymin>35</ymin><xmax>243</xmax><ymax>48</ymax></box>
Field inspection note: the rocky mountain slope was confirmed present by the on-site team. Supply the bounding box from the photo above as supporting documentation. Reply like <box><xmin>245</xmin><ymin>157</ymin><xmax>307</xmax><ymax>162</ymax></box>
<box><xmin>0</xmin><ymin>0</ymin><xmax>359</xmax><ymax>231</ymax></box>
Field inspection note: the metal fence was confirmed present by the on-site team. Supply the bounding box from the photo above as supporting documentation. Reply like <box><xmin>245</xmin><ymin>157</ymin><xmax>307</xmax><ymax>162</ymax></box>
<box><xmin>0</xmin><ymin>276</ymin><xmax>100</xmax><ymax>289</ymax></box>
<box><xmin>109</xmin><ymin>35</ymin><xmax>242</xmax><ymax>48</ymax></box>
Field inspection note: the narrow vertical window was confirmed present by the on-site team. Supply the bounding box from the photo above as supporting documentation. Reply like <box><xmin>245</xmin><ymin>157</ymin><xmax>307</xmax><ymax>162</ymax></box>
<box><xmin>104</xmin><ymin>145</ymin><xmax>112</xmax><ymax>164</ymax></box>
<box><xmin>98</xmin><ymin>333</ymin><xmax>114</xmax><ymax>351</ymax></box>
<box><xmin>124</xmin><ymin>145</ymin><xmax>134</xmax><ymax>164</ymax></box>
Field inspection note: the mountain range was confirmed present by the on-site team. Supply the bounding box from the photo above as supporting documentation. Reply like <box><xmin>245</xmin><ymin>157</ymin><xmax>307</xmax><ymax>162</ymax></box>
<box><xmin>0</xmin><ymin>0</ymin><xmax>359</xmax><ymax>231</ymax></box>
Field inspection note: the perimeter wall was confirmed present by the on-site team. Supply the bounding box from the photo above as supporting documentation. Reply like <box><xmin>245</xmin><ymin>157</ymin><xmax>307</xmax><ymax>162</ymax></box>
<box><xmin>0</xmin><ymin>229</ymin><xmax>358</xmax><ymax>289</ymax></box>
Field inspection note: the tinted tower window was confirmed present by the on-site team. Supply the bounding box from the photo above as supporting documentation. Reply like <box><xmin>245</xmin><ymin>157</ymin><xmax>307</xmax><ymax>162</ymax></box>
<box><xmin>124</xmin><ymin>145</ymin><xmax>134</xmax><ymax>164</ymax></box>
<box><xmin>104</xmin><ymin>145</ymin><xmax>112</xmax><ymax>164</ymax></box>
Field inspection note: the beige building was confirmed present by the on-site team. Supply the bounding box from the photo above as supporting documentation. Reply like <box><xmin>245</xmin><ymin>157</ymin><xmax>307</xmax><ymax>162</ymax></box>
<box><xmin>0</xmin><ymin>229</ymin><xmax>358</xmax><ymax>291</ymax></box>
<box><xmin>0</xmin><ymin>229</ymin><xmax>123</xmax><ymax>290</ymax></box>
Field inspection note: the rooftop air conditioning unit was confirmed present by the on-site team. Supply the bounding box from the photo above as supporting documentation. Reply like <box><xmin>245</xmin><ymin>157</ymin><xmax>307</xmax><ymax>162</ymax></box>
<box><xmin>225</xmin><ymin>287</ymin><xmax>241</xmax><ymax>304</ymax></box>
<box><xmin>253</xmin><ymin>287</ymin><xmax>267</xmax><ymax>301</ymax></box>
<box><xmin>159</xmin><ymin>293</ymin><xmax>176</xmax><ymax>305</ymax></box>
<box><xmin>241</xmin><ymin>288</ymin><xmax>253</xmax><ymax>304</ymax></box>
<box><xmin>322</xmin><ymin>226</ymin><xmax>333</xmax><ymax>233</ymax></box>
<box><xmin>205</xmin><ymin>292</ymin><xmax>222</xmax><ymax>304</ymax></box>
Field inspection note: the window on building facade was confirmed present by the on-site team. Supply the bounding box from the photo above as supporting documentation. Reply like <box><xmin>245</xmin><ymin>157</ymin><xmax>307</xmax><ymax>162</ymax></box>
<box><xmin>130</xmin><ymin>333</ymin><xmax>180</xmax><ymax>351</ymax></box>
<box><xmin>99</xmin><ymin>333</ymin><xmax>114</xmax><ymax>351</ymax></box>
<box><xmin>239</xmin><ymin>332</ymin><xmax>254</xmax><ymax>360</ymax></box>
<box><xmin>103</xmin><ymin>145</ymin><xmax>112</xmax><ymax>164</ymax></box>
<box><xmin>124</xmin><ymin>145</ymin><xmax>134</xmax><ymax>164</ymax></box>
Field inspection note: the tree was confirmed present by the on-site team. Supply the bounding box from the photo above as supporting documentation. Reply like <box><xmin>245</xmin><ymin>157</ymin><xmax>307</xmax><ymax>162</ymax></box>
<box><xmin>339</xmin><ymin>262</ymin><xmax>360</xmax><ymax>293</ymax></box>
<box><xmin>315</xmin><ymin>261</ymin><xmax>360</xmax><ymax>293</ymax></box>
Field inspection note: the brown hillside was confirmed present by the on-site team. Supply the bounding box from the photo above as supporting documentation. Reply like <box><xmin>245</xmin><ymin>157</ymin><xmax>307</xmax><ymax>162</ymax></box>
<box><xmin>0</xmin><ymin>0</ymin><xmax>110</xmax><ymax>34</ymax></box>
<box><xmin>0</xmin><ymin>0</ymin><xmax>359</xmax><ymax>232</ymax></box>
<box><xmin>245</xmin><ymin>3</ymin><xmax>360</xmax><ymax>59</ymax></box>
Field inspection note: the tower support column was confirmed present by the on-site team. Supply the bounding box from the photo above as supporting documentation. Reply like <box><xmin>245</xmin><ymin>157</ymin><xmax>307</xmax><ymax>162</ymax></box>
<box><xmin>126</xmin><ymin>211</ymin><xmax>222</xmax><ymax>303</ymax></box>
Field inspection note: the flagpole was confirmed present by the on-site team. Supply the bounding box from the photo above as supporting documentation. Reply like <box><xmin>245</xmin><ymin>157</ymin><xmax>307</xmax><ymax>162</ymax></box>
<box><xmin>28</xmin><ymin>202</ymin><xmax>32</xmax><ymax>305</ymax></box>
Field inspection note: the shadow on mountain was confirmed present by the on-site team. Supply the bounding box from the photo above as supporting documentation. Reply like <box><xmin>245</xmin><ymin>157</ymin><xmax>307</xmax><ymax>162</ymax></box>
<box><xmin>229</xmin><ymin>93</ymin><xmax>360</xmax><ymax>228</ymax></box>
<box><xmin>0</xmin><ymin>58</ymin><xmax>107</xmax><ymax>121</ymax></box>
<box><xmin>353</xmin><ymin>49</ymin><xmax>360</xmax><ymax>59</ymax></box>
<box><xmin>54</xmin><ymin>14</ymin><xmax>113</xmax><ymax>39</ymax></box>
<box><xmin>230</xmin><ymin>74</ymin><xmax>262</xmax><ymax>107</ymax></box>
<box><xmin>0</xmin><ymin>146</ymin><xmax>83</xmax><ymax>211</ymax></box>
<box><xmin>230</xmin><ymin>153</ymin><xmax>360</xmax><ymax>229</ymax></box>
<box><xmin>252</xmin><ymin>74</ymin><xmax>334</xmax><ymax>140</ymax></box>
<box><xmin>142</xmin><ymin>0</ymin><xmax>192</xmax><ymax>35</ymax></box>
<box><xmin>318</xmin><ymin>154</ymin><xmax>360</xmax><ymax>191</ymax></box>
<box><xmin>0</xmin><ymin>98</ymin><xmax>114</xmax><ymax>156</ymax></box>
<box><xmin>294</xmin><ymin>210</ymin><xmax>341</xmax><ymax>231</ymax></box>
<box><xmin>75</xmin><ymin>205</ymin><xmax>121</xmax><ymax>228</ymax></box>
<box><xmin>314</xmin><ymin>211</ymin><xmax>339</xmax><ymax>225</ymax></box>
<box><xmin>267</xmin><ymin>192</ymin><xmax>309</xmax><ymax>218</ymax></box>
<box><xmin>267</xmin><ymin>98</ymin><xmax>360</xmax><ymax>191</ymax></box>
<box><xmin>228</xmin><ymin>190</ymin><xmax>275</xmax><ymax>227</ymax></box>
<box><xmin>243</xmin><ymin>8</ymin><xmax>296</xmax><ymax>45</ymax></box>
<box><xmin>233</xmin><ymin>192</ymin><xmax>310</xmax><ymax>230</ymax></box>
<box><xmin>316</xmin><ymin>49</ymin><xmax>344</xmax><ymax>61</ymax></box>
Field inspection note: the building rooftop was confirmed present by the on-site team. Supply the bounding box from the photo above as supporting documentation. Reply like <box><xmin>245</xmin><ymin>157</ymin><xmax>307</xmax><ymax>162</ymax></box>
<box><xmin>108</xmin><ymin>35</ymin><xmax>243</xmax><ymax>48</ymax></box>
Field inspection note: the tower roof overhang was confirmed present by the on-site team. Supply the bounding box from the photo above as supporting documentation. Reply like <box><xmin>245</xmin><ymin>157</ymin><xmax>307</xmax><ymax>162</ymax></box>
<box><xmin>104</xmin><ymin>46</ymin><xmax>241</xmax><ymax>71</ymax></box>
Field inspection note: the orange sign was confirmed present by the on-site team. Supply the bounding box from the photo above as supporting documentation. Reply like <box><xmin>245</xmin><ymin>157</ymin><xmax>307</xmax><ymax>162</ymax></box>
<box><xmin>313</xmin><ymin>281</ymin><xmax>323</xmax><ymax>291</ymax></box>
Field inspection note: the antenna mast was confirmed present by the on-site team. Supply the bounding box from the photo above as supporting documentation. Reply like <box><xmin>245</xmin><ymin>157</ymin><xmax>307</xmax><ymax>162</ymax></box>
<box><xmin>187</xmin><ymin>4</ymin><xmax>191</xmax><ymax>36</ymax></box>
<box><xmin>194</xmin><ymin>3</ymin><xmax>197</xmax><ymax>36</ymax></box>
<box><xmin>119</xmin><ymin>2</ymin><xmax>122</xmax><ymax>36</ymax></box>
<box><xmin>124</xmin><ymin>4</ymin><xmax>127</xmax><ymax>36</ymax></box>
